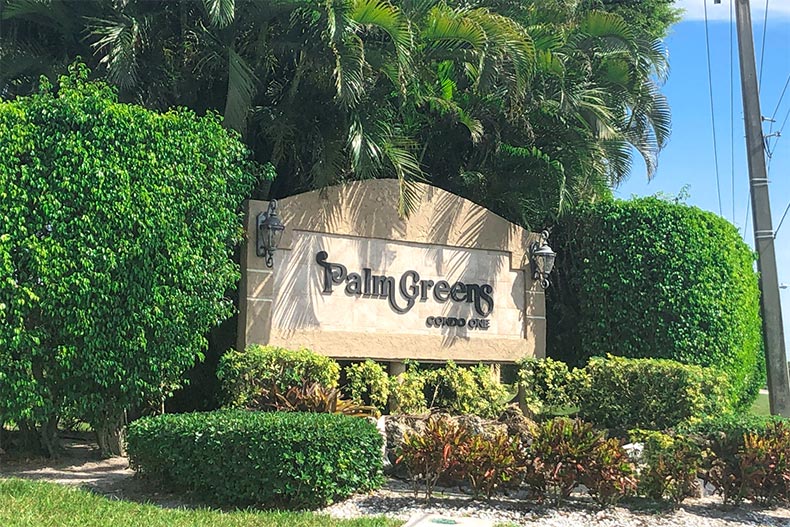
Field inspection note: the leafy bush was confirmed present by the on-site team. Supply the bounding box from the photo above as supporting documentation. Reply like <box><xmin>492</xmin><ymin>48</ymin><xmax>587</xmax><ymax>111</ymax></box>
<box><xmin>126</xmin><ymin>410</ymin><xmax>383</xmax><ymax>509</ymax></box>
<box><xmin>422</xmin><ymin>361</ymin><xmax>511</xmax><ymax>418</ymax></box>
<box><xmin>583</xmin><ymin>438</ymin><xmax>638</xmax><ymax>506</ymax></box>
<box><xmin>523</xmin><ymin>418</ymin><xmax>635</xmax><ymax>505</ymax></box>
<box><xmin>697</xmin><ymin>420</ymin><xmax>790</xmax><ymax>505</ymax></box>
<box><xmin>678</xmin><ymin>413</ymin><xmax>787</xmax><ymax>439</ymax></box>
<box><xmin>577</xmin><ymin>355</ymin><xmax>731</xmax><ymax>431</ymax></box>
<box><xmin>389</xmin><ymin>362</ymin><xmax>427</xmax><ymax>414</ymax></box>
<box><xmin>547</xmin><ymin>197</ymin><xmax>765</xmax><ymax>409</ymax></box>
<box><xmin>345</xmin><ymin>360</ymin><xmax>390</xmax><ymax>409</ymax></box>
<box><xmin>218</xmin><ymin>345</ymin><xmax>340</xmax><ymax>408</ymax></box>
<box><xmin>633</xmin><ymin>430</ymin><xmax>703</xmax><ymax>505</ymax></box>
<box><xmin>516</xmin><ymin>357</ymin><xmax>580</xmax><ymax>417</ymax></box>
<box><xmin>388</xmin><ymin>361</ymin><xmax>511</xmax><ymax>417</ymax></box>
<box><xmin>396</xmin><ymin>415</ymin><xmax>470</xmax><ymax>499</ymax></box>
<box><xmin>456</xmin><ymin>432</ymin><xmax>521</xmax><ymax>499</ymax></box>
<box><xmin>396</xmin><ymin>415</ymin><xmax>521</xmax><ymax>500</ymax></box>
<box><xmin>0</xmin><ymin>64</ymin><xmax>260</xmax><ymax>456</ymax></box>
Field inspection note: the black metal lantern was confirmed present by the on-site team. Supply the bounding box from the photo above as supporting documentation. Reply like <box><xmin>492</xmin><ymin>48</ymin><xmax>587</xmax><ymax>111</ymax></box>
<box><xmin>529</xmin><ymin>229</ymin><xmax>556</xmax><ymax>289</ymax></box>
<box><xmin>256</xmin><ymin>200</ymin><xmax>285</xmax><ymax>268</ymax></box>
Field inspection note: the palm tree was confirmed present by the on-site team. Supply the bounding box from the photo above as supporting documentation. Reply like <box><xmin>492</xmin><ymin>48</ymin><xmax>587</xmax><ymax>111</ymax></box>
<box><xmin>1</xmin><ymin>0</ymin><xmax>670</xmax><ymax>227</ymax></box>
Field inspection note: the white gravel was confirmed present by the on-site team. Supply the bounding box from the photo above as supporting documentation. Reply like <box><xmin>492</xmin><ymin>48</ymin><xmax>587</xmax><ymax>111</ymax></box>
<box><xmin>322</xmin><ymin>479</ymin><xmax>790</xmax><ymax>526</ymax></box>
<box><xmin>4</xmin><ymin>439</ymin><xmax>790</xmax><ymax>526</ymax></box>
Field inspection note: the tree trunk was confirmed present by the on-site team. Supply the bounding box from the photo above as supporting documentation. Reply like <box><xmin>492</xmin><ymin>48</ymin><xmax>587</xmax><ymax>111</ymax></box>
<box><xmin>39</xmin><ymin>414</ymin><xmax>60</xmax><ymax>458</ymax></box>
<box><xmin>95</xmin><ymin>411</ymin><xmax>126</xmax><ymax>458</ymax></box>
<box><xmin>18</xmin><ymin>420</ymin><xmax>43</xmax><ymax>454</ymax></box>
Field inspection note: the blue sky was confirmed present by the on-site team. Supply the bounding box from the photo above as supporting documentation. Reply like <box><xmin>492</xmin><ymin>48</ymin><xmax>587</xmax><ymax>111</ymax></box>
<box><xmin>615</xmin><ymin>0</ymin><xmax>790</xmax><ymax>356</ymax></box>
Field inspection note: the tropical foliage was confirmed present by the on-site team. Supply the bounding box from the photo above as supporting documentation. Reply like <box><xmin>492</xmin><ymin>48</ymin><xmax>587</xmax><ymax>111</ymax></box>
<box><xmin>1</xmin><ymin>0</ymin><xmax>673</xmax><ymax>226</ymax></box>
<box><xmin>0</xmin><ymin>65</ymin><xmax>258</xmax><ymax>456</ymax></box>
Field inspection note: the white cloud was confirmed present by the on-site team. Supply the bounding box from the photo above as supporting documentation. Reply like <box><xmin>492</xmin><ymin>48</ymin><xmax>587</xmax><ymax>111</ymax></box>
<box><xmin>676</xmin><ymin>0</ymin><xmax>790</xmax><ymax>22</ymax></box>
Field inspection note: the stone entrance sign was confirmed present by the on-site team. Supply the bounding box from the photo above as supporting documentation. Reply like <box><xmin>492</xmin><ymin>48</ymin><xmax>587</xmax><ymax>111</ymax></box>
<box><xmin>238</xmin><ymin>180</ymin><xmax>545</xmax><ymax>362</ymax></box>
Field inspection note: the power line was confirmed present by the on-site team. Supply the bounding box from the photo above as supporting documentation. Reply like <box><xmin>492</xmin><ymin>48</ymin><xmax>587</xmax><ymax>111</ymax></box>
<box><xmin>704</xmin><ymin>0</ymin><xmax>724</xmax><ymax>217</ymax></box>
<box><xmin>767</xmin><ymin>103</ymin><xmax>790</xmax><ymax>174</ymax></box>
<box><xmin>777</xmin><ymin>201</ymin><xmax>790</xmax><ymax>237</ymax></box>
<box><xmin>769</xmin><ymin>74</ymin><xmax>790</xmax><ymax>122</ymax></box>
<box><xmin>744</xmin><ymin>198</ymin><xmax>751</xmax><ymax>240</ymax></box>
<box><xmin>758</xmin><ymin>0</ymin><xmax>770</xmax><ymax>91</ymax></box>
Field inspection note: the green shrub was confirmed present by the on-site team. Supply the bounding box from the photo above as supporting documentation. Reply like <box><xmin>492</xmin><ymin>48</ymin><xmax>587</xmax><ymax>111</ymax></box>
<box><xmin>345</xmin><ymin>360</ymin><xmax>390</xmax><ymax>409</ymax></box>
<box><xmin>126</xmin><ymin>410</ymin><xmax>383</xmax><ymax>509</ymax></box>
<box><xmin>577</xmin><ymin>355</ymin><xmax>731</xmax><ymax>431</ymax></box>
<box><xmin>0</xmin><ymin>64</ymin><xmax>261</xmax><ymax>456</ymax></box>
<box><xmin>389</xmin><ymin>362</ymin><xmax>427</xmax><ymax>414</ymax></box>
<box><xmin>523</xmin><ymin>418</ymin><xmax>635</xmax><ymax>505</ymax></box>
<box><xmin>547</xmin><ymin>197</ymin><xmax>765</xmax><ymax>409</ymax></box>
<box><xmin>516</xmin><ymin>357</ymin><xmax>580</xmax><ymax>417</ymax></box>
<box><xmin>218</xmin><ymin>345</ymin><xmax>340</xmax><ymax>408</ymax></box>
<box><xmin>422</xmin><ymin>361</ymin><xmax>511</xmax><ymax>418</ymax></box>
<box><xmin>633</xmin><ymin>430</ymin><xmax>703</xmax><ymax>505</ymax></box>
<box><xmin>678</xmin><ymin>413</ymin><xmax>787</xmax><ymax>439</ymax></box>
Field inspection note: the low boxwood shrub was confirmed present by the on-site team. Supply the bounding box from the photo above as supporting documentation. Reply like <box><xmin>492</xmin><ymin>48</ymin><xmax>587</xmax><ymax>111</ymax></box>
<box><xmin>547</xmin><ymin>197</ymin><xmax>765</xmax><ymax>410</ymax></box>
<box><xmin>344</xmin><ymin>360</ymin><xmax>390</xmax><ymax>409</ymax></box>
<box><xmin>577</xmin><ymin>355</ymin><xmax>731</xmax><ymax>431</ymax></box>
<box><xmin>126</xmin><ymin>410</ymin><xmax>384</xmax><ymax>509</ymax></box>
<box><xmin>677</xmin><ymin>413</ymin><xmax>787</xmax><ymax>439</ymax></box>
<box><xmin>218</xmin><ymin>345</ymin><xmax>340</xmax><ymax>408</ymax></box>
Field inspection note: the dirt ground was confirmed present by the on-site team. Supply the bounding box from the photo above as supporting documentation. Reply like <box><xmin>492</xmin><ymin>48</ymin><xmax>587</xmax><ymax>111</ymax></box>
<box><xmin>0</xmin><ymin>436</ymin><xmax>188</xmax><ymax>508</ymax></box>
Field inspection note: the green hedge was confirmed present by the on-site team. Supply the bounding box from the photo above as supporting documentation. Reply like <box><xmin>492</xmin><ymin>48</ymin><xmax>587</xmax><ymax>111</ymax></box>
<box><xmin>126</xmin><ymin>410</ymin><xmax>384</xmax><ymax>509</ymax></box>
<box><xmin>547</xmin><ymin>197</ymin><xmax>765</xmax><ymax>409</ymax></box>
<box><xmin>576</xmin><ymin>355</ymin><xmax>731</xmax><ymax>431</ymax></box>
<box><xmin>0</xmin><ymin>64</ymin><xmax>262</xmax><ymax>455</ymax></box>
<box><xmin>217</xmin><ymin>345</ymin><xmax>340</xmax><ymax>408</ymax></box>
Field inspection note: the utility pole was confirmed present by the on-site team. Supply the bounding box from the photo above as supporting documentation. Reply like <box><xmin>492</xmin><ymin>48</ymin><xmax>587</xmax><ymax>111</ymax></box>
<box><xmin>734</xmin><ymin>0</ymin><xmax>790</xmax><ymax>416</ymax></box>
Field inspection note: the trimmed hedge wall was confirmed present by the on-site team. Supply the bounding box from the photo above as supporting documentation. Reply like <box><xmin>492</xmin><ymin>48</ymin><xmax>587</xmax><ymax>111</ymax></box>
<box><xmin>126</xmin><ymin>410</ymin><xmax>384</xmax><ymax>508</ymax></box>
<box><xmin>576</xmin><ymin>355</ymin><xmax>731</xmax><ymax>431</ymax></box>
<box><xmin>547</xmin><ymin>197</ymin><xmax>765</xmax><ymax>409</ymax></box>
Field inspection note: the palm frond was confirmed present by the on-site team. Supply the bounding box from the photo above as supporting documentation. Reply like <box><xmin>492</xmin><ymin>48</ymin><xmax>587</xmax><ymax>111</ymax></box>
<box><xmin>86</xmin><ymin>14</ymin><xmax>140</xmax><ymax>89</ymax></box>
<box><xmin>422</xmin><ymin>5</ymin><xmax>486</xmax><ymax>54</ymax></box>
<box><xmin>349</xmin><ymin>0</ymin><xmax>412</xmax><ymax>83</ymax></box>
<box><xmin>203</xmin><ymin>0</ymin><xmax>235</xmax><ymax>28</ymax></box>
<box><xmin>223</xmin><ymin>46</ymin><xmax>258</xmax><ymax>133</ymax></box>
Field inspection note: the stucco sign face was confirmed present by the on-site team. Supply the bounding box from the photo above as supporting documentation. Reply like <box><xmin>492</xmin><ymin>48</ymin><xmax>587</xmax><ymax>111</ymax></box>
<box><xmin>238</xmin><ymin>180</ymin><xmax>546</xmax><ymax>363</ymax></box>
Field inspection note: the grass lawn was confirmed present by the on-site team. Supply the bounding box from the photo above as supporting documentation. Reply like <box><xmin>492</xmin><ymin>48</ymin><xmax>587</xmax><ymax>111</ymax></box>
<box><xmin>0</xmin><ymin>479</ymin><xmax>400</xmax><ymax>527</ymax></box>
<box><xmin>751</xmin><ymin>391</ymin><xmax>770</xmax><ymax>416</ymax></box>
